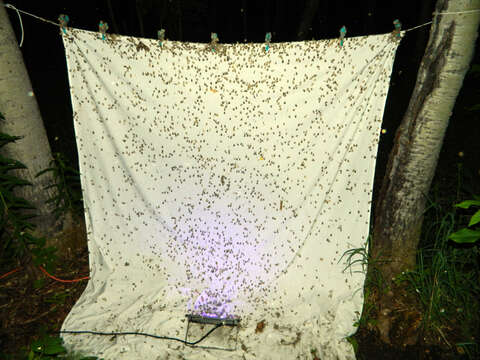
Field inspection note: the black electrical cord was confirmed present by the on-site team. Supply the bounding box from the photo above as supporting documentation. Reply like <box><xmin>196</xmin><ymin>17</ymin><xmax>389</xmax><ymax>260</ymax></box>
<box><xmin>58</xmin><ymin>323</ymin><xmax>222</xmax><ymax>346</ymax></box>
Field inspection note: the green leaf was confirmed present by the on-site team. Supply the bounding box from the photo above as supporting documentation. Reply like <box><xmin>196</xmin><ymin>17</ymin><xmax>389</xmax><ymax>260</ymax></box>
<box><xmin>35</xmin><ymin>168</ymin><xmax>54</xmax><ymax>177</ymax></box>
<box><xmin>66</xmin><ymin>174</ymin><xmax>81</xmax><ymax>180</ymax></box>
<box><xmin>468</xmin><ymin>104</ymin><xmax>480</xmax><ymax>112</ymax></box>
<box><xmin>0</xmin><ymin>154</ymin><xmax>18</xmax><ymax>164</ymax></box>
<box><xmin>0</xmin><ymin>159</ymin><xmax>28</xmax><ymax>170</ymax></box>
<box><xmin>347</xmin><ymin>336</ymin><xmax>358</xmax><ymax>353</ymax></box>
<box><xmin>469</xmin><ymin>63</ymin><xmax>480</xmax><ymax>76</ymax></box>
<box><xmin>448</xmin><ymin>228</ymin><xmax>480</xmax><ymax>244</ymax></box>
<box><xmin>1</xmin><ymin>173</ymin><xmax>31</xmax><ymax>183</ymax></box>
<box><xmin>0</xmin><ymin>132</ymin><xmax>22</xmax><ymax>143</ymax></box>
<box><xmin>454</xmin><ymin>200</ymin><xmax>480</xmax><ymax>209</ymax></box>
<box><xmin>33</xmin><ymin>279</ymin><xmax>45</xmax><ymax>289</ymax></box>
<box><xmin>42</xmin><ymin>337</ymin><xmax>66</xmax><ymax>355</ymax></box>
<box><xmin>31</xmin><ymin>337</ymin><xmax>67</xmax><ymax>356</ymax></box>
<box><xmin>468</xmin><ymin>209</ymin><xmax>480</xmax><ymax>227</ymax></box>
<box><xmin>28</xmin><ymin>350</ymin><xmax>35</xmax><ymax>360</ymax></box>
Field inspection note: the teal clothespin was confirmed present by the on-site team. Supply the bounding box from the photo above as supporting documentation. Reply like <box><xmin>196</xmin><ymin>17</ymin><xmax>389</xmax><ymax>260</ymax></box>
<box><xmin>210</xmin><ymin>32</ymin><xmax>219</xmax><ymax>52</ymax></box>
<box><xmin>265</xmin><ymin>32</ymin><xmax>272</xmax><ymax>52</ymax></box>
<box><xmin>393</xmin><ymin>19</ymin><xmax>402</xmax><ymax>39</ymax></box>
<box><xmin>58</xmin><ymin>14</ymin><xmax>69</xmax><ymax>34</ymax></box>
<box><xmin>99</xmin><ymin>20</ymin><xmax>109</xmax><ymax>40</ymax></box>
<box><xmin>158</xmin><ymin>29</ymin><xmax>166</xmax><ymax>46</ymax></box>
<box><xmin>339</xmin><ymin>26</ymin><xmax>347</xmax><ymax>47</ymax></box>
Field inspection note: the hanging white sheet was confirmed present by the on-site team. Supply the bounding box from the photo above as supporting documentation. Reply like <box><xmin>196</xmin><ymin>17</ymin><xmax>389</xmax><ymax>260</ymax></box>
<box><xmin>61</xmin><ymin>28</ymin><xmax>400</xmax><ymax>359</ymax></box>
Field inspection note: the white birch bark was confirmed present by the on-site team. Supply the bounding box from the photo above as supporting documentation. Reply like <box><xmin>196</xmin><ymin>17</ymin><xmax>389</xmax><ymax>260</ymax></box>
<box><xmin>0</xmin><ymin>1</ymin><xmax>57</xmax><ymax>234</ymax></box>
<box><xmin>371</xmin><ymin>0</ymin><xmax>480</xmax><ymax>343</ymax></box>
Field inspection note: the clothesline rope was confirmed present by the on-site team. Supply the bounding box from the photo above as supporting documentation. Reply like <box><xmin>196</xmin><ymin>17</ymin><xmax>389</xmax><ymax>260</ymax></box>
<box><xmin>3</xmin><ymin>3</ymin><xmax>480</xmax><ymax>47</ymax></box>
<box><xmin>433</xmin><ymin>9</ymin><xmax>480</xmax><ymax>15</ymax></box>
<box><xmin>404</xmin><ymin>22</ymin><xmax>433</xmax><ymax>32</ymax></box>
<box><xmin>5</xmin><ymin>3</ymin><xmax>59</xmax><ymax>26</ymax></box>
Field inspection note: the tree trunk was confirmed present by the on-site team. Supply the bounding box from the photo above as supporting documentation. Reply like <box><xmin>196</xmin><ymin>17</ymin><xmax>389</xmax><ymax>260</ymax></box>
<box><xmin>136</xmin><ymin>0</ymin><xmax>145</xmax><ymax>37</ymax></box>
<box><xmin>296</xmin><ymin>0</ymin><xmax>320</xmax><ymax>40</ymax></box>
<box><xmin>106</xmin><ymin>0</ymin><xmax>120</xmax><ymax>34</ymax></box>
<box><xmin>0</xmin><ymin>1</ymin><xmax>57</xmax><ymax>235</ymax></box>
<box><xmin>274</xmin><ymin>0</ymin><xmax>285</xmax><ymax>40</ymax></box>
<box><xmin>413</xmin><ymin>0</ymin><xmax>436</xmax><ymax>65</ymax></box>
<box><xmin>264</xmin><ymin>0</ymin><xmax>272</xmax><ymax>35</ymax></box>
<box><xmin>242</xmin><ymin>0</ymin><xmax>247</xmax><ymax>41</ymax></box>
<box><xmin>177</xmin><ymin>0</ymin><xmax>183</xmax><ymax>41</ymax></box>
<box><xmin>362</xmin><ymin>0</ymin><xmax>376</xmax><ymax>35</ymax></box>
<box><xmin>369</xmin><ymin>0</ymin><xmax>480</xmax><ymax>345</ymax></box>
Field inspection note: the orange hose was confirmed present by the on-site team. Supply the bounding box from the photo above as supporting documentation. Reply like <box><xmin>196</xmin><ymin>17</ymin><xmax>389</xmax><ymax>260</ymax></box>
<box><xmin>0</xmin><ymin>267</ymin><xmax>22</xmax><ymax>280</ymax></box>
<box><xmin>0</xmin><ymin>266</ymin><xmax>89</xmax><ymax>283</ymax></box>
<box><xmin>38</xmin><ymin>266</ymin><xmax>89</xmax><ymax>283</ymax></box>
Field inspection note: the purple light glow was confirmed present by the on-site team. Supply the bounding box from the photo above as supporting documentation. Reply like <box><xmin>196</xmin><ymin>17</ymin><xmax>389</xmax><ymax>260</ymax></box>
<box><xmin>178</xmin><ymin>213</ymin><xmax>276</xmax><ymax>318</ymax></box>
<box><xmin>190</xmin><ymin>282</ymin><xmax>235</xmax><ymax>318</ymax></box>
<box><xmin>156</xmin><ymin>166</ymin><xmax>300</xmax><ymax>319</ymax></box>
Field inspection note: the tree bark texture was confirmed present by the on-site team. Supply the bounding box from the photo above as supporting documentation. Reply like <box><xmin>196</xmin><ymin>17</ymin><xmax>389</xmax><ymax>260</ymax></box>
<box><xmin>136</xmin><ymin>0</ymin><xmax>146</xmax><ymax>37</ymax></box>
<box><xmin>106</xmin><ymin>0</ymin><xmax>120</xmax><ymax>34</ymax></box>
<box><xmin>370</xmin><ymin>0</ymin><xmax>480</xmax><ymax>344</ymax></box>
<box><xmin>0</xmin><ymin>1</ymin><xmax>57</xmax><ymax>235</ymax></box>
<box><xmin>296</xmin><ymin>0</ymin><xmax>320</xmax><ymax>40</ymax></box>
<box><xmin>177</xmin><ymin>0</ymin><xmax>183</xmax><ymax>41</ymax></box>
<box><xmin>242</xmin><ymin>0</ymin><xmax>247</xmax><ymax>41</ymax></box>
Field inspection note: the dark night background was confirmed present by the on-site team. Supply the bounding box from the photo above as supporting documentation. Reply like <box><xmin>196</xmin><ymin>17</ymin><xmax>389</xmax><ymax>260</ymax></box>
<box><xmin>1</xmin><ymin>1</ymin><xmax>480</xmax><ymax>357</ymax></box>
<box><xmin>5</xmin><ymin>0</ymin><xmax>480</xmax><ymax>206</ymax></box>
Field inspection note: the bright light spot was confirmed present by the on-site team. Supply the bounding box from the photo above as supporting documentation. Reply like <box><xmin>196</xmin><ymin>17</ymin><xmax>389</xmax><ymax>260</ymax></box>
<box><xmin>381</xmin><ymin>129</ymin><xmax>387</xmax><ymax>134</ymax></box>
<box><xmin>27</xmin><ymin>91</ymin><xmax>34</xmax><ymax>97</ymax></box>
<box><xmin>458</xmin><ymin>151</ymin><xmax>464</xmax><ymax>157</ymax></box>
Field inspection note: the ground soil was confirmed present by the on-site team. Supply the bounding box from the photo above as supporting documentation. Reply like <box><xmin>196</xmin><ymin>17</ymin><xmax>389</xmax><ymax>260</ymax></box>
<box><xmin>354</xmin><ymin>327</ymin><xmax>465</xmax><ymax>360</ymax></box>
<box><xmin>0</xmin><ymin>219</ymin><xmax>471</xmax><ymax>359</ymax></box>
<box><xmin>0</xmin><ymin>226</ymin><xmax>89</xmax><ymax>359</ymax></box>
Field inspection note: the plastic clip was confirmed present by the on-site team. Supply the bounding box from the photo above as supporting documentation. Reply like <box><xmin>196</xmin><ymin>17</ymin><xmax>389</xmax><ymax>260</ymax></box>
<box><xmin>339</xmin><ymin>26</ymin><xmax>347</xmax><ymax>47</ymax></box>
<box><xmin>210</xmin><ymin>32</ymin><xmax>219</xmax><ymax>52</ymax></box>
<box><xmin>392</xmin><ymin>19</ymin><xmax>402</xmax><ymax>40</ymax></box>
<box><xmin>158</xmin><ymin>29</ymin><xmax>166</xmax><ymax>46</ymax></box>
<box><xmin>58</xmin><ymin>14</ymin><xmax>69</xmax><ymax>34</ymax></box>
<box><xmin>265</xmin><ymin>32</ymin><xmax>272</xmax><ymax>52</ymax></box>
<box><xmin>99</xmin><ymin>20</ymin><xmax>109</xmax><ymax>40</ymax></box>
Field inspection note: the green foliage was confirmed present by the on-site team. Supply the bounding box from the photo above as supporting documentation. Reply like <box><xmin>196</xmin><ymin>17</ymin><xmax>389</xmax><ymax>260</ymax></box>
<box><xmin>45</xmin><ymin>290</ymin><xmax>71</xmax><ymax>305</ymax></box>
<box><xmin>339</xmin><ymin>237</ymin><xmax>369</xmax><ymax>275</ymax></box>
<box><xmin>24</xmin><ymin>335</ymin><xmax>99</xmax><ymax>360</ymax></box>
<box><xmin>36</xmin><ymin>152</ymin><xmax>83</xmax><ymax>219</ymax></box>
<box><xmin>28</xmin><ymin>336</ymin><xmax>66</xmax><ymax>359</ymax></box>
<box><xmin>0</xmin><ymin>112</ymin><xmax>57</xmax><ymax>273</ymax></box>
<box><xmin>467</xmin><ymin>63</ymin><xmax>480</xmax><ymax>111</ymax></box>
<box><xmin>398</xmin><ymin>184</ymin><xmax>480</xmax><ymax>357</ymax></box>
<box><xmin>346</xmin><ymin>337</ymin><xmax>359</xmax><ymax>355</ymax></box>
<box><xmin>468</xmin><ymin>63</ymin><xmax>480</xmax><ymax>77</ymax></box>
<box><xmin>340</xmin><ymin>236</ymin><xmax>380</xmax><ymax>329</ymax></box>
<box><xmin>448</xmin><ymin>197</ymin><xmax>480</xmax><ymax>244</ymax></box>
